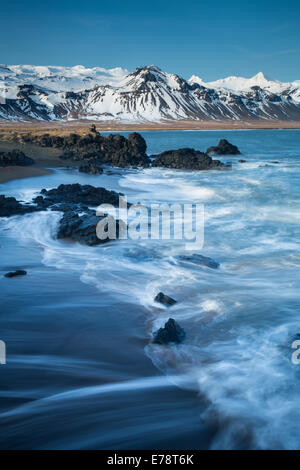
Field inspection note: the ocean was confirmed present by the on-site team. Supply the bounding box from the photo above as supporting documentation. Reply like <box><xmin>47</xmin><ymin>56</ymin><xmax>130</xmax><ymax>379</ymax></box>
<box><xmin>0</xmin><ymin>129</ymin><xmax>299</xmax><ymax>449</ymax></box>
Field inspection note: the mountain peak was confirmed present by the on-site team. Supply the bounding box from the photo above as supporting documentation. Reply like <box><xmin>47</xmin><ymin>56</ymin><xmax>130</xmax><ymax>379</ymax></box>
<box><xmin>133</xmin><ymin>65</ymin><xmax>162</xmax><ymax>74</ymax></box>
<box><xmin>250</xmin><ymin>72</ymin><xmax>273</xmax><ymax>85</ymax></box>
<box><xmin>252</xmin><ymin>72</ymin><xmax>267</xmax><ymax>80</ymax></box>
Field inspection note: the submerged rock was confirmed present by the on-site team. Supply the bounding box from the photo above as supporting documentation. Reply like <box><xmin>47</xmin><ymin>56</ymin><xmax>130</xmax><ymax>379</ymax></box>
<box><xmin>0</xmin><ymin>149</ymin><xmax>35</xmax><ymax>167</ymax></box>
<box><xmin>154</xmin><ymin>292</ymin><xmax>177</xmax><ymax>306</ymax></box>
<box><xmin>79</xmin><ymin>161</ymin><xmax>103</xmax><ymax>175</ymax></box>
<box><xmin>152</xmin><ymin>148</ymin><xmax>224</xmax><ymax>170</ymax></box>
<box><xmin>206</xmin><ymin>139</ymin><xmax>241</xmax><ymax>156</ymax></box>
<box><xmin>0</xmin><ymin>195</ymin><xmax>37</xmax><ymax>217</ymax></box>
<box><xmin>179</xmin><ymin>254</ymin><xmax>220</xmax><ymax>269</ymax></box>
<box><xmin>152</xmin><ymin>318</ymin><xmax>185</xmax><ymax>345</ymax></box>
<box><xmin>4</xmin><ymin>269</ymin><xmax>27</xmax><ymax>278</ymax></box>
<box><xmin>238</xmin><ymin>159</ymin><xmax>246</xmax><ymax>163</ymax></box>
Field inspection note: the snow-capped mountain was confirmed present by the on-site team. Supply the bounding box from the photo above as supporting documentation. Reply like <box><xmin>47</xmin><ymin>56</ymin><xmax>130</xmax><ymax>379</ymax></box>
<box><xmin>0</xmin><ymin>64</ymin><xmax>299</xmax><ymax>122</ymax></box>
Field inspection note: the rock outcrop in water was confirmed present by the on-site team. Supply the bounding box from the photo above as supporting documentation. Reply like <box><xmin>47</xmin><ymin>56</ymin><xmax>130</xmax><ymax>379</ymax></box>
<box><xmin>0</xmin><ymin>195</ymin><xmax>37</xmax><ymax>217</ymax></box>
<box><xmin>33</xmin><ymin>183</ymin><xmax>121</xmax><ymax>210</ymax></box>
<box><xmin>56</xmin><ymin>208</ymin><xmax>117</xmax><ymax>246</ymax></box>
<box><xmin>152</xmin><ymin>148</ymin><xmax>224</xmax><ymax>170</ymax></box>
<box><xmin>154</xmin><ymin>292</ymin><xmax>177</xmax><ymax>306</ymax></box>
<box><xmin>32</xmin><ymin>183</ymin><xmax>126</xmax><ymax>245</ymax></box>
<box><xmin>1</xmin><ymin>183</ymin><xmax>127</xmax><ymax>246</ymax></box>
<box><xmin>152</xmin><ymin>318</ymin><xmax>185</xmax><ymax>345</ymax></box>
<box><xmin>0</xmin><ymin>149</ymin><xmax>35</xmax><ymax>167</ymax></box>
<box><xmin>10</xmin><ymin>130</ymin><xmax>241</xmax><ymax>171</ymax></box>
<box><xmin>20</xmin><ymin>131</ymin><xmax>150</xmax><ymax>168</ymax></box>
<box><xmin>4</xmin><ymin>269</ymin><xmax>27</xmax><ymax>278</ymax></box>
<box><xmin>206</xmin><ymin>139</ymin><xmax>241</xmax><ymax>156</ymax></box>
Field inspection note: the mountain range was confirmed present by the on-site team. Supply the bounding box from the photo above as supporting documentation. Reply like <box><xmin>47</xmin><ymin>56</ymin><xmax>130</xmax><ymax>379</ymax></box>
<box><xmin>0</xmin><ymin>64</ymin><xmax>299</xmax><ymax>122</ymax></box>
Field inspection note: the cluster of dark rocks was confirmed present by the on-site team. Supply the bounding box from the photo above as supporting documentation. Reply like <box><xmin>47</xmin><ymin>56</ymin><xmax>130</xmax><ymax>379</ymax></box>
<box><xmin>16</xmin><ymin>128</ymin><xmax>241</xmax><ymax>171</ymax></box>
<box><xmin>152</xmin><ymin>148</ymin><xmax>224</xmax><ymax>170</ymax></box>
<box><xmin>151</xmin><ymin>139</ymin><xmax>240</xmax><ymax>170</ymax></box>
<box><xmin>33</xmin><ymin>183</ymin><xmax>121</xmax><ymax>209</ymax></box>
<box><xmin>20</xmin><ymin>129</ymin><xmax>149</xmax><ymax>168</ymax></box>
<box><xmin>0</xmin><ymin>149</ymin><xmax>35</xmax><ymax>167</ymax></box>
<box><xmin>0</xmin><ymin>183</ymin><xmax>124</xmax><ymax>247</ymax></box>
<box><xmin>0</xmin><ymin>195</ymin><xmax>37</xmax><ymax>217</ymax></box>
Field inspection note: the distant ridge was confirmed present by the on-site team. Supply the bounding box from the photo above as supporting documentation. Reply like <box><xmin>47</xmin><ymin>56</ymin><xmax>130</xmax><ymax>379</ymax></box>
<box><xmin>0</xmin><ymin>64</ymin><xmax>300</xmax><ymax>122</ymax></box>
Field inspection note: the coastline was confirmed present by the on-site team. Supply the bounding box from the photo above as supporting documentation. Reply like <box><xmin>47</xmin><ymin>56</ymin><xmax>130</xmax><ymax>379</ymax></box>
<box><xmin>0</xmin><ymin>140</ymin><xmax>79</xmax><ymax>184</ymax></box>
<box><xmin>1</xmin><ymin>127</ymin><xmax>300</xmax><ymax>449</ymax></box>
<box><xmin>1</xmin><ymin>121</ymin><xmax>299</xmax><ymax>184</ymax></box>
<box><xmin>0</xmin><ymin>119</ymin><xmax>300</xmax><ymax>133</ymax></box>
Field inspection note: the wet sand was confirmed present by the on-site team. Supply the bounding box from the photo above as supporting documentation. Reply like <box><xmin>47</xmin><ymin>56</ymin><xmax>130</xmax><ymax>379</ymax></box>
<box><xmin>0</xmin><ymin>232</ymin><xmax>210</xmax><ymax>449</ymax></box>
<box><xmin>0</xmin><ymin>140</ymin><xmax>79</xmax><ymax>184</ymax></box>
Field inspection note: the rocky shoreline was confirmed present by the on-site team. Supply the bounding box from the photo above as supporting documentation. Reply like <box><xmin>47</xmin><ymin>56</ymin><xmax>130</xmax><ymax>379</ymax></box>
<box><xmin>0</xmin><ymin>127</ymin><xmax>240</xmax><ymax>174</ymax></box>
<box><xmin>0</xmin><ymin>128</ymin><xmax>237</xmax><ymax>346</ymax></box>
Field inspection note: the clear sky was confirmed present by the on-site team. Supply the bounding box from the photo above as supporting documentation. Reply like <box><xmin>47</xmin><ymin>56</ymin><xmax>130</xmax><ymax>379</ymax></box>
<box><xmin>1</xmin><ymin>0</ymin><xmax>299</xmax><ymax>81</ymax></box>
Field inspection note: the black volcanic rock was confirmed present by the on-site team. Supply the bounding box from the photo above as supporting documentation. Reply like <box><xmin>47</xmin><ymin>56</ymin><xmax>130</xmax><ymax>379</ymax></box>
<box><xmin>0</xmin><ymin>149</ymin><xmax>35</xmax><ymax>167</ymax></box>
<box><xmin>31</xmin><ymin>183</ymin><xmax>128</xmax><ymax>246</ymax></box>
<box><xmin>79</xmin><ymin>161</ymin><xmax>103</xmax><ymax>175</ymax></box>
<box><xmin>59</xmin><ymin>151</ymin><xmax>77</xmax><ymax>160</ymax></box>
<box><xmin>1</xmin><ymin>184</ymin><xmax>128</xmax><ymax>246</ymax></box>
<box><xmin>154</xmin><ymin>292</ymin><xmax>177</xmax><ymax>306</ymax></box>
<box><xmin>98</xmin><ymin>133</ymin><xmax>149</xmax><ymax>167</ymax></box>
<box><xmin>206</xmin><ymin>139</ymin><xmax>241</xmax><ymax>156</ymax></box>
<box><xmin>56</xmin><ymin>209</ymin><xmax>114</xmax><ymax>246</ymax></box>
<box><xmin>152</xmin><ymin>148</ymin><xmax>224</xmax><ymax>170</ymax></box>
<box><xmin>0</xmin><ymin>195</ymin><xmax>37</xmax><ymax>217</ymax></box>
<box><xmin>128</xmin><ymin>132</ymin><xmax>147</xmax><ymax>157</ymax></box>
<box><xmin>22</xmin><ymin>131</ymin><xmax>150</xmax><ymax>168</ymax></box>
<box><xmin>4</xmin><ymin>269</ymin><xmax>27</xmax><ymax>278</ymax></box>
<box><xmin>152</xmin><ymin>318</ymin><xmax>185</xmax><ymax>345</ymax></box>
<box><xmin>33</xmin><ymin>183</ymin><xmax>121</xmax><ymax>209</ymax></box>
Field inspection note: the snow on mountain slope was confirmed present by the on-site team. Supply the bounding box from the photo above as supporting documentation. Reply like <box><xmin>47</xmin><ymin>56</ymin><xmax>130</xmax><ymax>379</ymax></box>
<box><xmin>189</xmin><ymin>72</ymin><xmax>300</xmax><ymax>102</ymax></box>
<box><xmin>190</xmin><ymin>72</ymin><xmax>275</xmax><ymax>91</ymax></box>
<box><xmin>0</xmin><ymin>64</ymin><xmax>299</xmax><ymax>122</ymax></box>
<box><xmin>0</xmin><ymin>64</ymin><xmax>128</xmax><ymax>94</ymax></box>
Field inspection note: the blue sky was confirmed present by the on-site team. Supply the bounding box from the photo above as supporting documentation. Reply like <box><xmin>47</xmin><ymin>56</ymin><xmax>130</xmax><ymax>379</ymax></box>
<box><xmin>1</xmin><ymin>0</ymin><xmax>299</xmax><ymax>81</ymax></box>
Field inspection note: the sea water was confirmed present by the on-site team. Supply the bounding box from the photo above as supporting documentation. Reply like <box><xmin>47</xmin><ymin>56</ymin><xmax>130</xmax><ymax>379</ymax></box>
<box><xmin>0</xmin><ymin>129</ymin><xmax>299</xmax><ymax>449</ymax></box>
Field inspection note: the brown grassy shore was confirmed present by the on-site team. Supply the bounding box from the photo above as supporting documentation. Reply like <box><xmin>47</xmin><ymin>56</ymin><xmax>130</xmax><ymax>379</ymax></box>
<box><xmin>0</xmin><ymin>119</ymin><xmax>299</xmax><ymax>184</ymax></box>
<box><xmin>1</xmin><ymin>119</ymin><xmax>300</xmax><ymax>132</ymax></box>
